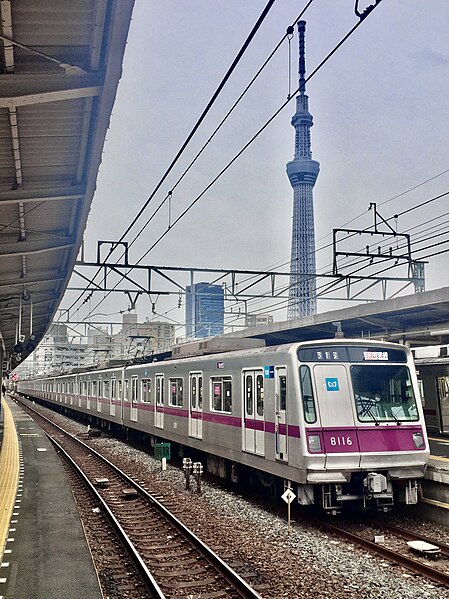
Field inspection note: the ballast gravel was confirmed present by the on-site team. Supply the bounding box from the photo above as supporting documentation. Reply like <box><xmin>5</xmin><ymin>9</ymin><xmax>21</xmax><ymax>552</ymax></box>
<box><xmin>25</xmin><ymin>402</ymin><xmax>449</xmax><ymax>599</ymax></box>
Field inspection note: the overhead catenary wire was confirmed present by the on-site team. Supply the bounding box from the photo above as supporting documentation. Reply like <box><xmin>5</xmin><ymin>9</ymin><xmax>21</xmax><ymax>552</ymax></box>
<box><xmin>63</xmin><ymin>0</ymin><xmax>279</xmax><ymax>316</ymax></box>
<box><xmin>79</xmin><ymin>1</ymin><xmax>384</xmax><ymax>324</ymax></box>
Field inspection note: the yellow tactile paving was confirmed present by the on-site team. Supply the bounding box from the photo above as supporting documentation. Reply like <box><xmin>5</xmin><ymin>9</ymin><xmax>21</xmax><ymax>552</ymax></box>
<box><xmin>0</xmin><ymin>399</ymin><xmax>19</xmax><ymax>558</ymax></box>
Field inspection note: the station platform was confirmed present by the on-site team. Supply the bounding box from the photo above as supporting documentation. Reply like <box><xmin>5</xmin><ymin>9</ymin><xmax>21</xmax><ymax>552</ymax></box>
<box><xmin>0</xmin><ymin>396</ymin><xmax>102</xmax><ymax>599</ymax></box>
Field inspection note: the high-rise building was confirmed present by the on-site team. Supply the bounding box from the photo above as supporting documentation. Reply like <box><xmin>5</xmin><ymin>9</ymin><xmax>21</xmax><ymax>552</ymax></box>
<box><xmin>185</xmin><ymin>282</ymin><xmax>224</xmax><ymax>338</ymax></box>
<box><xmin>286</xmin><ymin>21</ymin><xmax>320</xmax><ymax>319</ymax></box>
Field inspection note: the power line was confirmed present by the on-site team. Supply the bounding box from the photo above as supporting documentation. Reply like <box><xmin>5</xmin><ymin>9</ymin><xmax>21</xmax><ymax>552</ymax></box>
<box><xmin>79</xmin><ymin>2</ymin><xmax>384</xmax><ymax>323</ymax></box>
<box><xmin>63</xmin><ymin>0</ymin><xmax>278</xmax><ymax>315</ymax></box>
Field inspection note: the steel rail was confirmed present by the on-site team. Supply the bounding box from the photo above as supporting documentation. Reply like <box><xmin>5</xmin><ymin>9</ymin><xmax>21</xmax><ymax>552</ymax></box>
<box><xmin>16</xmin><ymin>396</ymin><xmax>263</xmax><ymax>599</ymax></box>
<box><xmin>47</xmin><ymin>433</ymin><xmax>166</xmax><ymax>598</ymax></box>
<box><xmin>303</xmin><ymin>514</ymin><xmax>449</xmax><ymax>588</ymax></box>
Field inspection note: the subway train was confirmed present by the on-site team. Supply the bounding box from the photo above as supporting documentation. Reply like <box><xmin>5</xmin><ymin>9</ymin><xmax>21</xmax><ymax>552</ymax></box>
<box><xmin>412</xmin><ymin>345</ymin><xmax>449</xmax><ymax>435</ymax></box>
<box><xmin>17</xmin><ymin>337</ymin><xmax>429</xmax><ymax>512</ymax></box>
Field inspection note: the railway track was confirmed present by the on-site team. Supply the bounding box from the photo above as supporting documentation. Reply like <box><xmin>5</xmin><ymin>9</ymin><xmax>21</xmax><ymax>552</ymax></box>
<box><xmin>17</xmin><ymin>398</ymin><xmax>263</xmax><ymax>599</ymax></box>
<box><xmin>303</xmin><ymin>514</ymin><xmax>449</xmax><ymax>588</ymax></box>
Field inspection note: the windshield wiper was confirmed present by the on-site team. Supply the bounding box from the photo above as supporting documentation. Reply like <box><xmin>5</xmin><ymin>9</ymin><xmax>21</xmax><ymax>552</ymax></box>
<box><xmin>357</xmin><ymin>395</ymin><xmax>380</xmax><ymax>426</ymax></box>
<box><xmin>387</xmin><ymin>406</ymin><xmax>402</xmax><ymax>425</ymax></box>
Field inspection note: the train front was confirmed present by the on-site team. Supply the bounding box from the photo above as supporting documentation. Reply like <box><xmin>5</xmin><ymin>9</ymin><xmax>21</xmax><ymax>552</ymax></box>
<box><xmin>297</xmin><ymin>341</ymin><xmax>430</xmax><ymax>512</ymax></box>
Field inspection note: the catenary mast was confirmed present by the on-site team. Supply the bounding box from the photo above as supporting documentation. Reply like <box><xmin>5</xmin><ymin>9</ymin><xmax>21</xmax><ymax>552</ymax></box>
<box><xmin>286</xmin><ymin>21</ymin><xmax>320</xmax><ymax>319</ymax></box>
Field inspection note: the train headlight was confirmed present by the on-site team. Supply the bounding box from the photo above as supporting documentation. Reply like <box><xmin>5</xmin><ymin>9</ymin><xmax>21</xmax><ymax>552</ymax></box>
<box><xmin>307</xmin><ymin>434</ymin><xmax>322</xmax><ymax>453</ymax></box>
<box><xmin>412</xmin><ymin>432</ymin><xmax>425</xmax><ymax>449</ymax></box>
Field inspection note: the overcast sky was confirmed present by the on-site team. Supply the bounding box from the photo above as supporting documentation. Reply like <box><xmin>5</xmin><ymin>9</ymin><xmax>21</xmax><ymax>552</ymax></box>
<box><xmin>60</xmin><ymin>0</ymin><xmax>449</xmax><ymax>339</ymax></box>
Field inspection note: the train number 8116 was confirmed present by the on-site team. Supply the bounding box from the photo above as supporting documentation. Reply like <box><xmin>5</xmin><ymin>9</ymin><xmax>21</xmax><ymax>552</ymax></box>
<box><xmin>329</xmin><ymin>436</ymin><xmax>353</xmax><ymax>446</ymax></box>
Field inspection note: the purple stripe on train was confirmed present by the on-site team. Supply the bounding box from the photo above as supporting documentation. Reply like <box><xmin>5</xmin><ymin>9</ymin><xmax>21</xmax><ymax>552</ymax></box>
<box><xmin>306</xmin><ymin>426</ymin><xmax>425</xmax><ymax>453</ymax></box>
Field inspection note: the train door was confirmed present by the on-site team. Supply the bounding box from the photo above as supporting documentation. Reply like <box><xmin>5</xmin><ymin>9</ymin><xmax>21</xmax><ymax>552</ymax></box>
<box><xmin>130</xmin><ymin>376</ymin><xmax>138</xmax><ymax>422</ymax></box>
<box><xmin>155</xmin><ymin>374</ymin><xmax>164</xmax><ymax>429</ymax></box>
<box><xmin>275</xmin><ymin>367</ymin><xmax>288</xmax><ymax>461</ymax></box>
<box><xmin>242</xmin><ymin>370</ymin><xmax>265</xmax><ymax>456</ymax></box>
<box><xmin>313</xmin><ymin>365</ymin><xmax>360</xmax><ymax>468</ymax></box>
<box><xmin>189</xmin><ymin>372</ymin><xmax>203</xmax><ymax>439</ymax></box>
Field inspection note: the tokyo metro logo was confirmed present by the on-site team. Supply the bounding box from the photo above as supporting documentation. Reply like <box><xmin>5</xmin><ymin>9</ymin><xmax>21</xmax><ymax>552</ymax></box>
<box><xmin>325</xmin><ymin>378</ymin><xmax>339</xmax><ymax>391</ymax></box>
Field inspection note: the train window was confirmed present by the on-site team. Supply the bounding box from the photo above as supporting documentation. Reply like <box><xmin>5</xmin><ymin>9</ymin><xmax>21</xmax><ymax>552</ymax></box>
<box><xmin>111</xmin><ymin>378</ymin><xmax>116</xmax><ymax>400</ymax></box>
<box><xmin>92</xmin><ymin>380</ymin><xmax>97</xmax><ymax>397</ymax></box>
<box><xmin>279</xmin><ymin>375</ymin><xmax>287</xmax><ymax>411</ymax></box>
<box><xmin>141</xmin><ymin>379</ymin><xmax>151</xmax><ymax>403</ymax></box>
<box><xmin>199</xmin><ymin>377</ymin><xmax>203</xmax><ymax>409</ymax></box>
<box><xmin>169</xmin><ymin>378</ymin><xmax>183</xmax><ymax>407</ymax></box>
<box><xmin>351</xmin><ymin>365</ymin><xmax>419</xmax><ymax>422</ymax></box>
<box><xmin>156</xmin><ymin>376</ymin><xmax>164</xmax><ymax>405</ymax></box>
<box><xmin>117</xmin><ymin>379</ymin><xmax>122</xmax><ymax>400</ymax></box>
<box><xmin>256</xmin><ymin>375</ymin><xmax>264</xmax><ymax>416</ymax></box>
<box><xmin>211</xmin><ymin>377</ymin><xmax>232</xmax><ymax>412</ymax></box>
<box><xmin>191</xmin><ymin>377</ymin><xmax>197</xmax><ymax>409</ymax></box>
<box><xmin>83</xmin><ymin>381</ymin><xmax>88</xmax><ymax>396</ymax></box>
<box><xmin>79</xmin><ymin>381</ymin><xmax>82</xmax><ymax>396</ymax></box>
<box><xmin>98</xmin><ymin>379</ymin><xmax>103</xmax><ymax>398</ymax></box>
<box><xmin>103</xmin><ymin>380</ymin><xmax>110</xmax><ymax>399</ymax></box>
<box><xmin>246</xmin><ymin>375</ymin><xmax>253</xmax><ymax>415</ymax></box>
<box><xmin>124</xmin><ymin>379</ymin><xmax>129</xmax><ymax>401</ymax></box>
<box><xmin>299</xmin><ymin>366</ymin><xmax>317</xmax><ymax>424</ymax></box>
<box><xmin>131</xmin><ymin>377</ymin><xmax>138</xmax><ymax>404</ymax></box>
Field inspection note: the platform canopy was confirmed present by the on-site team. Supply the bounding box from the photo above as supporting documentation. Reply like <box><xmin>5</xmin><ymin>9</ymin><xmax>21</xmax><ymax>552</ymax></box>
<box><xmin>0</xmin><ymin>0</ymin><xmax>134</xmax><ymax>369</ymax></box>
<box><xmin>227</xmin><ymin>286</ymin><xmax>449</xmax><ymax>349</ymax></box>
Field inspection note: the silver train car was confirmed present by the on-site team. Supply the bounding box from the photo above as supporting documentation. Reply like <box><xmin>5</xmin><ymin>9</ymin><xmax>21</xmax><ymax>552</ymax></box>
<box><xmin>18</xmin><ymin>338</ymin><xmax>429</xmax><ymax>512</ymax></box>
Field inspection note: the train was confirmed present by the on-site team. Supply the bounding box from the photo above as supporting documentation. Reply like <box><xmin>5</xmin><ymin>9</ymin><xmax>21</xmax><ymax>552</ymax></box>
<box><xmin>412</xmin><ymin>345</ymin><xmax>449</xmax><ymax>435</ymax></box>
<box><xmin>17</xmin><ymin>337</ymin><xmax>429</xmax><ymax>513</ymax></box>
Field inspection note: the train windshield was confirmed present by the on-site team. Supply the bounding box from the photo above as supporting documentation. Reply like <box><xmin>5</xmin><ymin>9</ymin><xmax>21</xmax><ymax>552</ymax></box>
<box><xmin>350</xmin><ymin>365</ymin><xmax>419</xmax><ymax>423</ymax></box>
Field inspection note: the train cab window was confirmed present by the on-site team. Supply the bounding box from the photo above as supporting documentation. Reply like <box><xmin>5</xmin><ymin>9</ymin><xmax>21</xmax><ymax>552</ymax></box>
<box><xmin>141</xmin><ymin>379</ymin><xmax>151</xmax><ymax>403</ymax></box>
<box><xmin>299</xmin><ymin>366</ymin><xmax>317</xmax><ymax>424</ymax></box>
<box><xmin>351</xmin><ymin>365</ymin><xmax>419</xmax><ymax>422</ymax></box>
<box><xmin>169</xmin><ymin>378</ymin><xmax>183</xmax><ymax>407</ymax></box>
<box><xmin>212</xmin><ymin>377</ymin><xmax>232</xmax><ymax>412</ymax></box>
<box><xmin>256</xmin><ymin>375</ymin><xmax>264</xmax><ymax>416</ymax></box>
<box><xmin>245</xmin><ymin>375</ymin><xmax>253</xmax><ymax>415</ymax></box>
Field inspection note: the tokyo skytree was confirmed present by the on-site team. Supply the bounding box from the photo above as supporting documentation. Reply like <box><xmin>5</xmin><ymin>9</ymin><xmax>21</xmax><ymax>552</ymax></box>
<box><xmin>286</xmin><ymin>21</ymin><xmax>320</xmax><ymax>319</ymax></box>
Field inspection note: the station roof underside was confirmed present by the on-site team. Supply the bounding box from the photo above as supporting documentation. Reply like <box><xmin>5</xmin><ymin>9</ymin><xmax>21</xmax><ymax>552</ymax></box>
<box><xmin>228</xmin><ymin>286</ymin><xmax>449</xmax><ymax>348</ymax></box>
<box><xmin>0</xmin><ymin>0</ymin><xmax>134</xmax><ymax>365</ymax></box>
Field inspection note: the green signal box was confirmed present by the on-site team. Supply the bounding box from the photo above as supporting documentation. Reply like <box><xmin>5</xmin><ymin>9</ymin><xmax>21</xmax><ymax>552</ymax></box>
<box><xmin>154</xmin><ymin>442</ymin><xmax>171</xmax><ymax>461</ymax></box>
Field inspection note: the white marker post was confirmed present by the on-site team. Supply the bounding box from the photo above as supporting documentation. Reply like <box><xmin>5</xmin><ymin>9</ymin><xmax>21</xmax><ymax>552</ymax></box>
<box><xmin>281</xmin><ymin>488</ymin><xmax>296</xmax><ymax>535</ymax></box>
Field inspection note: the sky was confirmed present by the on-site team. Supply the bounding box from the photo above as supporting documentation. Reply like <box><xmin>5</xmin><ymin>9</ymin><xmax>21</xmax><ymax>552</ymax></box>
<box><xmin>59</xmin><ymin>0</ymin><xmax>449</xmax><ymax>340</ymax></box>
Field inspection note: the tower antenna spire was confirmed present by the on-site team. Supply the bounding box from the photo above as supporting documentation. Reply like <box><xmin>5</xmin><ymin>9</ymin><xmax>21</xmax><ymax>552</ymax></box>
<box><xmin>286</xmin><ymin>21</ymin><xmax>320</xmax><ymax>319</ymax></box>
<box><xmin>298</xmin><ymin>20</ymin><xmax>306</xmax><ymax>94</ymax></box>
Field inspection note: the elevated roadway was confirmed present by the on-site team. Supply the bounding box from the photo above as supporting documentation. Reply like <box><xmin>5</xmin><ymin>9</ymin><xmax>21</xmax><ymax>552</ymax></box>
<box><xmin>0</xmin><ymin>0</ymin><xmax>134</xmax><ymax>373</ymax></box>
